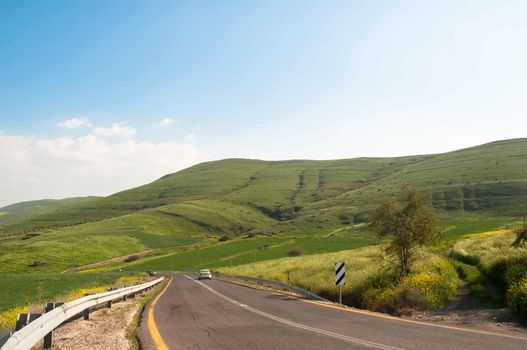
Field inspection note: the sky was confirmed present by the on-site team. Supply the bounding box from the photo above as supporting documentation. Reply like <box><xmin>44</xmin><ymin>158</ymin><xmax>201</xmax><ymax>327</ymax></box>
<box><xmin>1</xmin><ymin>0</ymin><xmax>527</xmax><ymax>206</ymax></box>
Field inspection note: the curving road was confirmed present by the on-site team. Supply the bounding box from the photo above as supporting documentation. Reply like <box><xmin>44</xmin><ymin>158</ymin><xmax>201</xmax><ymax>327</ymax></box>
<box><xmin>145</xmin><ymin>274</ymin><xmax>527</xmax><ymax>350</ymax></box>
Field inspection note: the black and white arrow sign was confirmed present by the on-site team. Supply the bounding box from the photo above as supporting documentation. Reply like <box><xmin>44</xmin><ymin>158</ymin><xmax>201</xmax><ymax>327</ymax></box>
<box><xmin>335</xmin><ymin>262</ymin><xmax>346</xmax><ymax>286</ymax></box>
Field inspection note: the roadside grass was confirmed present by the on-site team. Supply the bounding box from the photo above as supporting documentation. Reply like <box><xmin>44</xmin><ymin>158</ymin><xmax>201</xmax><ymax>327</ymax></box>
<box><xmin>219</xmin><ymin>245</ymin><xmax>458</xmax><ymax>312</ymax></box>
<box><xmin>0</xmin><ymin>272</ymin><xmax>144</xmax><ymax>325</ymax></box>
<box><xmin>126</xmin><ymin>278</ymin><xmax>167</xmax><ymax>350</ymax></box>
<box><xmin>450</xmin><ymin>230</ymin><xmax>527</xmax><ymax>316</ymax></box>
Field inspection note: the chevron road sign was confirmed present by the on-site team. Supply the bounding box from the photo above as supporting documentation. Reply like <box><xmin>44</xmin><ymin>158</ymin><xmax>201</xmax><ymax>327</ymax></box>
<box><xmin>335</xmin><ymin>262</ymin><xmax>346</xmax><ymax>305</ymax></box>
<box><xmin>335</xmin><ymin>262</ymin><xmax>346</xmax><ymax>286</ymax></box>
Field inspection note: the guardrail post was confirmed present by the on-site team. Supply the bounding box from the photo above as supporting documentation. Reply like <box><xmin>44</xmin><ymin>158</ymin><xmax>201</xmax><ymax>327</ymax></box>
<box><xmin>123</xmin><ymin>294</ymin><xmax>127</xmax><ymax>301</ymax></box>
<box><xmin>15</xmin><ymin>313</ymin><xmax>28</xmax><ymax>331</ymax></box>
<box><xmin>43</xmin><ymin>303</ymin><xmax>55</xmax><ymax>349</ymax></box>
<box><xmin>107</xmin><ymin>300</ymin><xmax>112</xmax><ymax>308</ymax></box>
<box><xmin>83</xmin><ymin>308</ymin><xmax>90</xmax><ymax>320</ymax></box>
<box><xmin>0</xmin><ymin>277</ymin><xmax>164</xmax><ymax>350</ymax></box>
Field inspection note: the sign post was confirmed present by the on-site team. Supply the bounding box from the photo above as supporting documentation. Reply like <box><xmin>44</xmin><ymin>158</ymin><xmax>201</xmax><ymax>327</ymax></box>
<box><xmin>335</xmin><ymin>262</ymin><xmax>346</xmax><ymax>305</ymax></box>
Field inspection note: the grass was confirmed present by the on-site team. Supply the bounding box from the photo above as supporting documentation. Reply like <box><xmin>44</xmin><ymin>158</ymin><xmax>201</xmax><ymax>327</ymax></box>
<box><xmin>0</xmin><ymin>139</ymin><xmax>526</xmax><ymax>315</ymax></box>
<box><xmin>0</xmin><ymin>272</ymin><xmax>142</xmax><ymax>313</ymax></box>
<box><xmin>126</xmin><ymin>279</ymin><xmax>167</xmax><ymax>350</ymax></box>
<box><xmin>118</xmin><ymin>233</ymin><xmax>377</xmax><ymax>272</ymax></box>
<box><xmin>219</xmin><ymin>245</ymin><xmax>458</xmax><ymax>312</ymax></box>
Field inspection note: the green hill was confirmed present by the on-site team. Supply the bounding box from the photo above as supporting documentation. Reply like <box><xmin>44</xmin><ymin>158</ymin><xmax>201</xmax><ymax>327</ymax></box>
<box><xmin>0</xmin><ymin>197</ymin><xmax>99</xmax><ymax>227</ymax></box>
<box><xmin>0</xmin><ymin>138</ymin><xmax>526</xmax><ymax>273</ymax></box>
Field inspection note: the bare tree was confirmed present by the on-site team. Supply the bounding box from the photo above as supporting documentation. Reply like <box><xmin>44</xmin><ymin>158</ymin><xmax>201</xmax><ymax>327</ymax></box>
<box><xmin>370</xmin><ymin>188</ymin><xmax>440</xmax><ymax>277</ymax></box>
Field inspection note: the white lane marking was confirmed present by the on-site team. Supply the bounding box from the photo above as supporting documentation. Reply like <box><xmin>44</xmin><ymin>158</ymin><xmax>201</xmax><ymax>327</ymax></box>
<box><xmin>184</xmin><ymin>275</ymin><xmax>405</xmax><ymax>350</ymax></box>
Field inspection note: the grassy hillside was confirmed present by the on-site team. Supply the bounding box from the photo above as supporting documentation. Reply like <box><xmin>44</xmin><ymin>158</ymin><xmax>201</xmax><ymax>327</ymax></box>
<box><xmin>0</xmin><ymin>197</ymin><xmax>99</xmax><ymax>227</ymax></box>
<box><xmin>0</xmin><ymin>139</ymin><xmax>526</xmax><ymax>274</ymax></box>
<box><xmin>0</xmin><ymin>138</ymin><xmax>526</xmax><ymax>316</ymax></box>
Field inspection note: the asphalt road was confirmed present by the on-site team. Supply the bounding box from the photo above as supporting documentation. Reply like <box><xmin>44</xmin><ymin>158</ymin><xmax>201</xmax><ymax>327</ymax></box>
<box><xmin>149</xmin><ymin>274</ymin><xmax>527</xmax><ymax>350</ymax></box>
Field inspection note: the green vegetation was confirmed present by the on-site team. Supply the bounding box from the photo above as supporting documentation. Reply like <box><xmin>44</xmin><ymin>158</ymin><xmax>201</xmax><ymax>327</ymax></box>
<box><xmin>0</xmin><ymin>272</ymin><xmax>137</xmax><ymax>312</ymax></box>
<box><xmin>0</xmin><ymin>197</ymin><xmax>99</xmax><ymax>227</ymax></box>
<box><xmin>219</xmin><ymin>246</ymin><xmax>458</xmax><ymax>313</ymax></box>
<box><xmin>118</xmin><ymin>234</ymin><xmax>376</xmax><ymax>272</ymax></box>
<box><xmin>449</xmin><ymin>231</ymin><xmax>527</xmax><ymax>315</ymax></box>
<box><xmin>512</xmin><ymin>217</ymin><xmax>527</xmax><ymax>248</ymax></box>
<box><xmin>370</xmin><ymin>189</ymin><xmax>440</xmax><ymax>276</ymax></box>
<box><xmin>1</xmin><ymin>139</ymin><xmax>527</xmax><ymax>315</ymax></box>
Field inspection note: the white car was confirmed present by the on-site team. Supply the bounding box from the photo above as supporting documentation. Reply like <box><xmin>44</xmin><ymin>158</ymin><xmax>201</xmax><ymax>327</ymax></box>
<box><xmin>198</xmin><ymin>269</ymin><xmax>212</xmax><ymax>280</ymax></box>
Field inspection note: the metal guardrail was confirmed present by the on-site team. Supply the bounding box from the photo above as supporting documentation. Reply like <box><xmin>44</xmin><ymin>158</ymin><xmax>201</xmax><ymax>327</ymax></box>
<box><xmin>1</xmin><ymin>277</ymin><xmax>164</xmax><ymax>350</ymax></box>
<box><xmin>216</xmin><ymin>273</ymin><xmax>329</xmax><ymax>302</ymax></box>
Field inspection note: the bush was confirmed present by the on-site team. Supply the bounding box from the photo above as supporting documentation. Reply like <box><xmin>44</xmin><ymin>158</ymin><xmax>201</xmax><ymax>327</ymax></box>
<box><xmin>29</xmin><ymin>261</ymin><xmax>47</xmax><ymax>267</ymax></box>
<box><xmin>507</xmin><ymin>277</ymin><xmax>527</xmax><ymax>317</ymax></box>
<box><xmin>361</xmin><ymin>256</ymin><xmax>458</xmax><ymax>312</ymax></box>
<box><xmin>287</xmin><ymin>247</ymin><xmax>304</xmax><ymax>257</ymax></box>
<box><xmin>124</xmin><ymin>255</ymin><xmax>139</xmax><ymax>263</ymax></box>
<box><xmin>401</xmin><ymin>256</ymin><xmax>458</xmax><ymax>310</ymax></box>
<box><xmin>219</xmin><ymin>235</ymin><xmax>230</xmax><ymax>242</ymax></box>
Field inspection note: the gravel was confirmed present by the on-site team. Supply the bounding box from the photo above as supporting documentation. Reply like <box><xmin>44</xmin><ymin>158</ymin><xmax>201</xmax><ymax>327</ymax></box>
<box><xmin>36</xmin><ymin>295</ymin><xmax>145</xmax><ymax>350</ymax></box>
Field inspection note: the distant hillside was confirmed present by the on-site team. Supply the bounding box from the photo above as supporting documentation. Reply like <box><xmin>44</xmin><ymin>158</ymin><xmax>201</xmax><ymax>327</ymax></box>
<box><xmin>0</xmin><ymin>197</ymin><xmax>99</xmax><ymax>227</ymax></box>
<box><xmin>1</xmin><ymin>138</ymin><xmax>527</xmax><ymax>237</ymax></box>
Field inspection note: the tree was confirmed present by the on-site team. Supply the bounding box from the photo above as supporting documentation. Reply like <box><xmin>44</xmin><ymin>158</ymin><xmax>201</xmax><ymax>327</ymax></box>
<box><xmin>511</xmin><ymin>218</ymin><xmax>527</xmax><ymax>248</ymax></box>
<box><xmin>369</xmin><ymin>188</ymin><xmax>440</xmax><ymax>277</ymax></box>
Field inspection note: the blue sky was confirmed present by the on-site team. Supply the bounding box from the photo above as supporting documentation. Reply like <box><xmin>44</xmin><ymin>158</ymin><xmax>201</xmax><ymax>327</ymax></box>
<box><xmin>1</xmin><ymin>0</ymin><xmax>526</xmax><ymax>205</ymax></box>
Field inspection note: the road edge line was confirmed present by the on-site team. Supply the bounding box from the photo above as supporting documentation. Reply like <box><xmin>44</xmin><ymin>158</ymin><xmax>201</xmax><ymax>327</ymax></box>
<box><xmin>300</xmin><ymin>299</ymin><xmax>527</xmax><ymax>341</ymax></box>
<box><xmin>147</xmin><ymin>277</ymin><xmax>172</xmax><ymax>350</ymax></box>
<box><xmin>218</xmin><ymin>276</ymin><xmax>527</xmax><ymax>342</ymax></box>
<box><xmin>185</xmin><ymin>275</ymin><xmax>403</xmax><ymax>350</ymax></box>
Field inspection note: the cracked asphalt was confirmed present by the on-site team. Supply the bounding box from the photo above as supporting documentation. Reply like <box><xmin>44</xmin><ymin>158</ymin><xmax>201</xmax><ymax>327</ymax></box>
<box><xmin>149</xmin><ymin>274</ymin><xmax>527</xmax><ymax>350</ymax></box>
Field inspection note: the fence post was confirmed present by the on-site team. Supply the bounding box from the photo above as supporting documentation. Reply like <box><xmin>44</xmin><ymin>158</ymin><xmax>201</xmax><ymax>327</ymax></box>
<box><xmin>43</xmin><ymin>303</ymin><xmax>55</xmax><ymax>349</ymax></box>
<box><xmin>83</xmin><ymin>308</ymin><xmax>90</xmax><ymax>320</ymax></box>
<box><xmin>15</xmin><ymin>313</ymin><xmax>28</xmax><ymax>331</ymax></box>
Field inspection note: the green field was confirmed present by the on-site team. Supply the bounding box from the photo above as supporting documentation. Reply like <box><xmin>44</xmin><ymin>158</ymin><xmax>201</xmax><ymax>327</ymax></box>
<box><xmin>0</xmin><ymin>139</ymin><xmax>527</xmax><ymax>315</ymax></box>
<box><xmin>0</xmin><ymin>272</ymin><xmax>139</xmax><ymax>313</ymax></box>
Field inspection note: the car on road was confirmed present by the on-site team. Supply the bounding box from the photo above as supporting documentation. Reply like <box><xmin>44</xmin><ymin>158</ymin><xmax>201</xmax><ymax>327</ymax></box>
<box><xmin>198</xmin><ymin>269</ymin><xmax>212</xmax><ymax>280</ymax></box>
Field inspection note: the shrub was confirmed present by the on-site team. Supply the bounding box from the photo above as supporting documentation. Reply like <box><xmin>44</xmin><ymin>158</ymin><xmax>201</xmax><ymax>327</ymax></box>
<box><xmin>287</xmin><ymin>247</ymin><xmax>304</xmax><ymax>257</ymax></box>
<box><xmin>362</xmin><ymin>285</ymin><xmax>398</xmax><ymax>313</ymax></box>
<box><xmin>401</xmin><ymin>256</ymin><xmax>458</xmax><ymax>310</ymax></box>
<box><xmin>361</xmin><ymin>256</ymin><xmax>458</xmax><ymax>312</ymax></box>
<box><xmin>219</xmin><ymin>235</ymin><xmax>230</xmax><ymax>242</ymax></box>
<box><xmin>0</xmin><ymin>306</ymin><xmax>28</xmax><ymax>329</ymax></box>
<box><xmin>29</xmin><ymin>261</ymin><xmax>47</xmax><ymax>267</ymax></box>
<box><xmin>507</xmin><ymin>277</ymin><xmax>527</xmax><ymax>317</ymax></box>
<box><xmin>124</xmin><ymin>255</ymin><xmax>139</xmax><ymax>263</ymax></box>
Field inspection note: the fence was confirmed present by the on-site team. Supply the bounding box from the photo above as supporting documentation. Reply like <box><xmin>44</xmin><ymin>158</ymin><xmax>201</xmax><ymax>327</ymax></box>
<box><xmin>216</xmin><ymin>273</ymin><xmax>328</xmax><ymax>302</ymax></box>
<box><xmin>1</xmin><ymin>277</ymin><xmax>164</xmax><ymax>350</ymax></box>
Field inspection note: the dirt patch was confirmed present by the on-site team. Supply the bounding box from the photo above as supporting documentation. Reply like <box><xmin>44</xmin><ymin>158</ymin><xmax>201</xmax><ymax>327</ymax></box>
<box><xmin>406</xmin><ymin>308</ymin><xmax>527</xmax><ymax>336</ymax></box>
<box><xmin>36</xmin><ymin>296</ymin><xmax>146</xmax><ymax>350</ymax></box>
<box><xmin>61</xmin><ymin>250</ymin><xmax>154</xmax><ymax>273</ymax></box>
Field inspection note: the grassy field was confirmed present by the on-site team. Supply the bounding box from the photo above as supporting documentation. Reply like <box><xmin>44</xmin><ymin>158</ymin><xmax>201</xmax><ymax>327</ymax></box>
<box><xmin>116</xmin><ymin>233</ymin><xmax>378</xmax><ymax>272</ymax></box>
<box><xmin>220</xmin><ymin>228</ymin><xmax>527</xmax><ymax>316</ymax></box>
<box><xmin>0</xmin><ymin>272</ymin><xmax>142</xmax><ymax>314</ymax></box>
<box><xmin>0</xmin><ymin>139</ymin><xmax>526</xmax><ymax>316</ymax></box>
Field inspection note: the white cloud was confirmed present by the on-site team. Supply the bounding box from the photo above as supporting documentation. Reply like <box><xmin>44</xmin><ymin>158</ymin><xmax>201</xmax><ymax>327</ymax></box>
<box><xmin>93</xmin><ymin>122</ymin><xmax>136</xmax><ymax>137</ymax></box>
<box><xmin>0</xmin><ymin>133</ymin><xmax>208</xmax><ymax>207</ymax></box>
<box><xmin>153</xmin><ymin>118</ymin><xmax>177</xmax><ymax>127</ymax></box>
<box><xmin>57</xmin><ymin>117</ymin><xmax>92</xmax><ymax>129</ymax></box>
<box><xmin>185</xmin><ymin>133</ymin><xmax>195</xmax><ymax>140</ymax></box>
